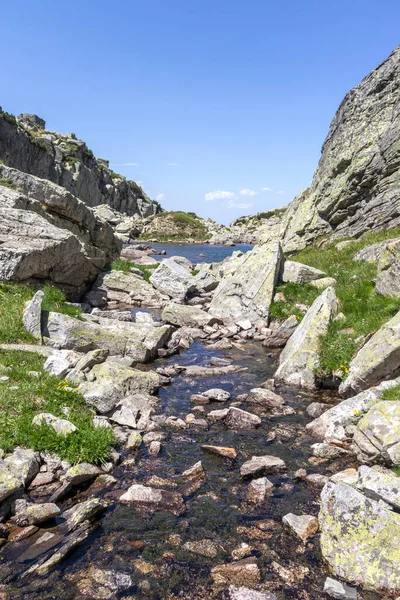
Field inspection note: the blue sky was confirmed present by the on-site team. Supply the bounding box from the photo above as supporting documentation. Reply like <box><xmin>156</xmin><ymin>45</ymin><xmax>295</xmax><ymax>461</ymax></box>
<box><xmin>1</xmin><ymin>1</ymin><xmax>400</xmax><ymax>224</ymax></box>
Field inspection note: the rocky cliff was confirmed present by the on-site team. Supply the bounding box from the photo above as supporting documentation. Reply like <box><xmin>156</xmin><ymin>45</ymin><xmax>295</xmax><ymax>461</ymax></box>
<box><xmin>0</xmin><ymin>109</ymin><xmax>162</xmax><ymax>218</ymax></box>
<box><xmin>260</xmin><ymin>46</ymin><xmax>400</xmax><ymax>251</ymax></box>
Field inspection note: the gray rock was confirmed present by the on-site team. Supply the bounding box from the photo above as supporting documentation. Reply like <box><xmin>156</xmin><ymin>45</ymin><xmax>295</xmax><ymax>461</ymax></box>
<box><xmin>263</xmin><ymin>315</ymin><xmax>298</xmax><ymax>348</ymax></box>
<box><xmin>119</xmin><ymin>484</ymin><xmax>184</xmax><ymax>515</ymax></box>
<box><xmin>319</xmin><ymin>481</ymin><xmax>400</xmax><ymax>592</ymax></box>
<box><xmin>62</xmin><ymin>463</ymin><xmax>102</xmax><ymax>485</ymax></box>
<box><xmin>376</xmin><ymin>240</ymin><xmax>400</xmax><ymax>299</ymax></box>
<box><xmin>14</xmin><ymin>500</ymin><xmax>60</xmax><ymax>526</ymax></box>
<box><xmin>4</xmin><ymin>447</ymin><xmax>40</xmax><ymax>487</ymax></box>
<box><xmin>182</xmin><ymin>539</ymin><xmax>221</xmax><ymax>558</ymax></box>
<box><xmin>353</xmin><ymin>401</ymin><xmax>400</xmax><ymax>465</ymax></box>
<box><xmin>323</xmin><ymin>578</ymin><xmax>357</xmax><ymax>599</ymax></box>
<box><xmin>202</xmin><ymin>388</ymin><xmax>231</xmax><ymax>402</ymax></box>
<box><xmin>340</xmin><ymin>309</ymin><xmax>400</xmax><ymax>397</ymax></box>
<box><xmin>354</xmin><ymin>239</ymin><xmax>400</xmax><ymax>263</ymax></box>
<box><xmin>162</xmin><ymin>302</ymin><xmax>219</xmax><ymax>328</ymax></box>
<box><xmin>63</xmin><ymin>498</ymin><xmax>108</xmax><ymax>530</ymax></box>
<box><xmin>246</xmin><ymin>388</ymin><xmax>285</xmax><ymax>408</ymax></box>
<box><xmin>75</xmin><ymin>348</ymin><xmax>109</xmax><ymax>371</ymax></box>
<box><xmin>149</xmin><ymin>259</ymin><xmax>196</xmax><ymax>299</ymax></box>
<box><xmin>32</xmin><ymin>413</ymin><xmax>78</xmax><ymax>436</ymax></box>
<box><xmin>211</xmin><ymin>558</ymin><xmax>260</xmax><ymax>586</ymax></box>
<box><xmin>23</xmin><ymin>291</ymin><xmax>44</xmax><ymax>341</ymax></box>
<box><xmin>310</xmin><ymin>277</ymin><xmax>337</xmax><ymax>289</ymax></box>
<box><xmin>77</xmin><ymin>566</ymin><xmax>132</xmax><ymax>599</ymax></box>
<box><xmin>0</xmin><ymin>463</ymin><xmax>22</xmax><ymax>502</ymax></box>
<box><xmin>229</xmin><ymin>587</ymin><xmax>277</xmax><ymax>600</ymax></box>
<box><xmin>275</xmin><ymin>287</ymin><xmax>338</xmax><ymax>389</ymax></box>
<box><xmin>282</xmin><ymin>513</ymin><xmax>319</xmax><ymax>541</ymax></box>
<box><xmin>281</xmin><ymin>260</ymin><xmax>325</xmax><ymax>284</ymax></box>
<box><xmin>246</xmin><ymin>477</ymin><xmax>273</xmax><ymax>503</ymax></box>
<box><xmin>110</xmin><ymin>393</ymin><xmax>158</xmax><ymax>430</ymax></box>
<box><xmin>209</xmin><ymin>243</ymin><xmax>283</xmax><ymax>322</ymax></box>
<box><xmin>356</xmin><ymin>465</ymin><xmax>400</xmax><ymax>510</ymax></box>
<box><xmin>311</xmin><ymin>442</ymin><xmax>348</xmax><ymax>459</ymax></box>
<box><xmin>240</xmin><ymin>455</ymin><xmax>286</xmax><ymax>478</ymax></box>
<box><xmin>225</xmin><ymin>407</ymin><xmax>261</xmax><ymax>430</ymax></box>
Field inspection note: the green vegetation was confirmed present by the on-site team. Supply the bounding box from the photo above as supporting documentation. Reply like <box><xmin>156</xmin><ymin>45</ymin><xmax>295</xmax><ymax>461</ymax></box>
<box><xmin>191</xmin><ymin>269</ymin><xmax>200</xmax><ymax>276</ymax></box>
<box><xmin>0</xmin><ymin>283</ymin><xmax>81</xmax><ymax>344</ymax></box>
<box><xmin>233</xmin><ymin>207</ymin><xmax>286</xmax><ymax>227</ymax></box>
<box><xmin>0</xmin><ymin>179</ymin><xmax>17</xmax><ymax>190</ymax></box>
<box><xmin>381</xmin><ymin>384</ymin><xmax>400</xmax><ymax>402</ymax></box>
<box><xmin>0</xmin><ymin>349</ymin><xmax>115</xmax><ymax>464</ymax></box>
<box><xmin>0</xmin><ymin>283</ymin><xmax>36</xmax><ymax>344</ymax></box>
<box><xmin>140</xmin><ymin>211</ymin><xmax>209</xmax><ymax>241</ymax></box>
<box><xmin>0</xmin><ymin>106</ymin><xmax>17</xmax><ymax>126</ymax></box>
<box><xmin>41</xmin><ymin>284</ymin><xmax>82</xmax><ymax>318</ymax></box>
<box><xmin>127</xmin><ymin>180</ymin><xmax>145</xmax><ymax>197</ymax></box>
<box><xmin>84</xmin><ymin>147</ymin><xmax>94</xmax><ymax>160</ymax></box>
<box><xmin>269</xmin><ymin>282</ymin><xmax>320</xmax><ymax>321</ymax></box>
<box><xmin>110</xmin><ymin>258</ymin><xmax>158</xmax><ymax>282</ymax></box>
<box><xmin>275</xmin><ymin>227</ymin><xmax>400</xmax><ymax>377</ymax></box>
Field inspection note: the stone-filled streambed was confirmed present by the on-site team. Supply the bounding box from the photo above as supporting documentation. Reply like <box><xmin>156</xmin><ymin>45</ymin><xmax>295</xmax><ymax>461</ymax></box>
<box><xmin>0</xmin><ymin>335</ymin><xmax>381</xmax><ymax>600</ymax></box>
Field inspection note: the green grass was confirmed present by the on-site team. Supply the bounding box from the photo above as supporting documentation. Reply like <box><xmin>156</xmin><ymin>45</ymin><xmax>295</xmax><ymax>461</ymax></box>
<box><xmin>42</xmin><ymin>285</ymin><xmax>82</xmax><ymax>318</ymax></box>
<box><xmin>110</xmin><ymin>259</ymin><xmax>158</xmax><ymax>282</ymax></box>
<box><xmin>0</xmin><ymin>350</ymin><xmax>115</xmax><ymax>464</ymax></box>
<box><xmin>191</xmin><ymin>269</ymin><xmax>200</xmax><ymax>276</ymax></box>
<box><xmin>381</xmin><ymin>384</ymin><xmax>400</xmax><ymax>402</ymax></box>
<box><xmin>280</xmin><ymin>227</ymin><xmax>400</xmax><ymax>377</ymax></box>
<box><xmin>269</xmin><ymin>282</ymin><xmax>320</xmax><ymax>321</ymax></box>
<box><xmin>0</xmin><ymin>179</ymin><xmax>17</xmax><ymax>190</ymax></box>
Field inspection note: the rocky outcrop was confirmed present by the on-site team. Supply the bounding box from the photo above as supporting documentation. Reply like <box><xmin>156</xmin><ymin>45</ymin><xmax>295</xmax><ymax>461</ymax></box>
<box><xmin>0</xmin><ymin>169</ymin><xmax>121</xmax><ymax>298</ymax></box>
<box><xmin>376</xmin><ymin>240</ymin><xmax>400</xmax><ymax>299</ymax></box>
<box><xmin>259</xmin><ymin>46</ymin><xmax>400</xmax><ymax>251</ymax></box>
<box><xmin>319</xmin><ymin>481</ymin><xmax>400</xmax><ymax>592</ymax></box>
<box><xmin>353</xmin><ymin>401</ymin><xmax>400</xmax><ymax>465</ymax></box>
<box><xmin>209</xmin><ymin>243</ymin><xmax>283</xmax><ymax>322</ymax></box>
<box><xmin>274</xmin><ymin>287</ymin><xmax>338</xmax><ymax>388</ymax></box>
<box><xmin>0</xmin><ymin>110</ymin><xmax>161</xmax><ymax>217</ymax></box>
<box><xmin>339</xmin><ymin>309</ymin><xmax>400</xmax><ymax>397</ymax></box>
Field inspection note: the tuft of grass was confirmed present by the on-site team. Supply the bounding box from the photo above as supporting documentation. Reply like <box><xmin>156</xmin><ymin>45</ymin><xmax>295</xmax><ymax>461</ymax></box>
<box><xmin>110</xmin><ymin>259</ymin><xmax>158</xmax><ymax>282</ymax></box>
<box><xmin>0</xmin><ymin>350</ymin><xmax>115</xmax><ymax>464</ymax></box>
<box><xmin>42</xmin><ymin>285</ymin><xmax>82</xmax><ymax>318</ymax></box>
<box><xmin>0</xmin><ymin>179</ymin><xmax>17</xmax><ymax>190</ymax></box>
<box><xmin>131</xmin><ymin>263</ymin><xmax>158</xmax><ymax>283</ymax></box>
<box><xmin>0</xmin><ymin>283</ymin><xmax>35</xmax><ymax>344</ymax></box>
<box><xmin>283</xmin><ymin>227</ymin><xmax>400</xmax><ymax>376</ymax></box>
<box><xmin>269</xmin><ymin>282</ymin><xmax>320</xmax><ymax>322</ymax></box>
<box><xmin>381</xmin><ymin>384</ymin><xmax>400</xmax><ymax>402</ymax></box>
<box><xmin>191</xmin><ymin>269</ymin><xmax>200</xmax><ymax>276</ymax></box>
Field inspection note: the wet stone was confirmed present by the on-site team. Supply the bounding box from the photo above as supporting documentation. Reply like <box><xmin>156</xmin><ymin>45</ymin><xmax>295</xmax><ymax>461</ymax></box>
<box><xmin>211</xmin><ymin>557</ymin><xmax>261</xmax><ymax>586</ymax></box>
<box><xmin>76</xmin><ymin>565</ymin><xmax>133</xmax><ymax>599</ymax></box>
<box><xmin>240</xmin><ymin>456</ymin><xmax>286</xmax><ymax>478</ymax></box>
<box><xmin>201</xmin><ymin>445</ymin><xmax>237</xmax><ymax>459</ymax></box>
<box><xmin>202</xmin><ymin>388</ymin><xmax>231</xmax><ymax>402</ymax></box>
<box><xmin>246</xmin><ymin>477</ymin><xmax>274</xmax><ymax>503</ymax></box>
<box><xmin>323</xmin><ymin>577</ymin><xmax>358</xmax><ymax>599</ymax></box>
<box><xmin>119</xmin><ymin>484</ymin><xmax>185</xmax><ymax>516</ymax></box>
<box><xmin>282</xmin><ymin>513</ymin><xmax>319</xmax><ymax>542</ymax></box>
<box><xmin>225</xmin><ymin>407</ymin><xmax>262</xmax><ymax>430</ymax></box>
<box><xmin>182</xmin><ymin>539</ymin><xmax>221</xmax><ymax>558</ymax></box>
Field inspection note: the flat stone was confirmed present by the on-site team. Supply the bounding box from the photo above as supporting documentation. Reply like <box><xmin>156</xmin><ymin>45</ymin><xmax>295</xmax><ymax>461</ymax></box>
<box><xmin>211</xmin><ymin>558</ymin><xmax>261</xmax><ymax>586</ymax></box>
<box><xmin>119</xmin><ymin>484</ymin><xmax>185</xmax><ymax>515</ymax></box>
<box><xmin>282</xmin><ymin>513</ymin><xmax>319</xmax><ymax>542</ymax></box>
<box><xmin>14</xmin><ymin>501</ymin><xmax>60</xmax><ymax>526</ymax></box>
<box><xmin>182</xmin><ymin>539</ymin><xmax>220</xmax><ymax>558</ymax></box>
<box><xmin>240</xmin><ymin>456</ymin><xmax>286</xmax><ymax>478</ymax></box>
<box><xmin>162</xmin><ymin>302</ymin><xmax>220</xmax><ymax>328</ymax></box>
<box><xmin>225</xmin><ymin>407</ymin><xmax>261</xmax><ymax>430</ymax></box>
<box><xmin>202</xmin><ymin>388</ymin><xmax>231</xmax><ymax>402</ymax></box>
<box><xmin>201</xmin><ymin>445</ymin><xmax>237</xmax><ymax>459</ymax></box>
<box><xmin>323</xmin><ymin>577</ymin><xmax>358</xmax><ymax>599</ymax></box>
<box><xmin>282</xmin><ymin>260</ymin><xmax>325</xmax><ymax>284</ymax></box>
<box><xmin>246</xmin><ymin>388</ymin><xmax>285</xmax><ymax>408</ymax></box>
<box><xmin>63</xmin><ymin>498</ymin><xmax>108</xmax><ymax>530</ymax></box>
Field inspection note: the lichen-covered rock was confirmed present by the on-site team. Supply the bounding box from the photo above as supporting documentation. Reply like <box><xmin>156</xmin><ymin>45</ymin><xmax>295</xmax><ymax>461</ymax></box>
<box><xmin>274</xmin><ymin>287</ymin><xmax>338</xmax><ymax>389</ymax></box>
<box><xmin>319</xmin><ymin>481</ymin><xmax>400</xmax><ymax>592</ymax></box>
<box><xmin>307</xmin><ymin>378</ymin><xmax>400</xmax><ymax>439</ymax></box>
<box><xmin>63</xmin><ymin>498</ymin><xmax>108</xmax><ymax>530</ymax></box>
<box><xmin>354</xmin><ymin>239</ymin><xmax>400</xmax><ymax>263</ymax></box>
<box><xmin>339</xmin><ymin>310</ymin><xmax>400</xmax><ymax>397</ymax></box>
<box><xmin>23</xmin><ymin>291</ymin><xmax>43</xmax><ymax>341</ymax></box>
<box><xmin>376</xmin><ymin>240</ymin><xmax>400</xmax><ymax>299</ymax></box>
<box><xmin>353</xmin><ymin>401</ymin><xmax>400</xmax><ymax>465</ymax></box>
<box><xmin>4</xmin><ymin>447</ymin><xmax>40</xmax><ymax>487</ymax></box>
<box><xmin>32</xmin><ymin>413</ymin><xmax>78</xmax><ymax>436</ymax></box>
<box><xmin>263</xmin><ymin>315</ymin><xmax>298</xmax><ymax>348</ymax></box>
<box><xmin>42</xmin><ymin>312</ymin><xmax>172</xmax><ymax>361</ymax></box>
<box><xmin>149</xmin><ymin>259</ymin><xmax>196</xmax><ymax>299</ymax></box>
<box><xmin>356</xmin><ymin>465</ymin><xmax>400</xmax><ymax>510</ymax></box>
<box><xmin>258</xmin><ymin>47</ymin><xmax>400</xmax><ymax>251</ymax></box>
<box><xmin>14</xmin><ymin>500</ymin><xmax>60</xmax><ymax>526</ymax></box>
<box><xmin>225</xmin><ymin>407</ymin><xmax>261</xmax><ymax>430</ymax></box>
<box><xmin>209</xmin><ymin>243</ymin><xmax>283</xmax><ymax>322</ymax></box>
<box><xmin>0</xmin><ymin>464</ymin><xmax>22</xmax><ymax>502</ymax></box>
<box><xmin>62</xmin><ymin>463</ymin><xmax>102</xmax><ymax>485</ymax></box>
<box><xmin>281</xmin><ymin>260</ymin><xmax>325</xmax><ymax>284</ymax></box>
<box><xmin>162</xmin><ymin>302</ymin><xmax>219</xmax><ymax>328</ymax></box>
<box><xmin>93</xmin><ymin>270</ymin><xmax>163</xmax><ymax>307</ymax></box>
<box><xmin>79</xmin><ymin>363</ymin><xmax>160</xmax><ymax>413</ymax></box>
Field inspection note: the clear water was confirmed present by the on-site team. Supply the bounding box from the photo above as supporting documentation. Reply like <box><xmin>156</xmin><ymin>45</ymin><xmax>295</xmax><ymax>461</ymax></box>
<box><xmin>149</xmin><ymin>243</ymin><xmax>254</xmax><ymax>264</ymax></box>
<box><xmin>0</xmin><ymin>339</ymin><xmax>379</xmax><ymax>600</ymax></box>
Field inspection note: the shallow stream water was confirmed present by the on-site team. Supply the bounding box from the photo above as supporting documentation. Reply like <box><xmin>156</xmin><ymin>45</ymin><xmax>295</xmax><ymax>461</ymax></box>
<box><xmin>1</xmin><ymin>336</ymin><xmax>381</xmax><ymax>600</ymax></box>
<box><xmin>149</xmin><ymin>243</ymin><xmax>254</xmax><ymax>264</ymax></box>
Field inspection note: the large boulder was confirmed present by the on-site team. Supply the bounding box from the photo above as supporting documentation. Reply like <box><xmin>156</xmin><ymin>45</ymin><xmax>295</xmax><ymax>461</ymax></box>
<box><xmin>92</xmin><ymin>271</ymin><xmax>163</xmax><ymax>307</ymax></box>
<box><xmin>149</xmin><ymin>259</ymin><xmax>196</xmax><ymax>300</ymax></box>
<box><xmin>208</xmin><ymin>243</ymin><xmax>283</xmax><ymax>322</ymax></box>
<box><xmin>162</xmin><ymin>302</ymin><xmax>219</xmax><ymax>328</ymax></box>
<box><xmin>274</xmin><ymin>287</ymin><xmax>338</xmax><ymax>389</ymax></box>
<box><xmin>307</xmin><ymin>378</ymin><xmax>400</xmax><ymax>440</ymax></box>
<box><xmin>42</xmin><ymin>312</ymin><xmax>172</xmax><ymax>361</ymax></box>
<box><xmin>319</xmin><ymin>481</ymin><xmax>400</xmax><ymax>592</ymax></box>
<box><xmin>0</xmin><ymin>170</ymin><xmax>121</xmax><ymax>299</ymax></box>
<box><xmin>353</xmin><ymin>401</ymin><xmax>400</xmax><ymax>465</ymax></box>
<box><xmin>376</xmin><ymin>240</ymin><xmax>400</xmax><ymax>299</ymax></box>
<box><xmin>339</xmin><ymin>309</ymin><xmax>400</xmax><ymax>397</ymax></box>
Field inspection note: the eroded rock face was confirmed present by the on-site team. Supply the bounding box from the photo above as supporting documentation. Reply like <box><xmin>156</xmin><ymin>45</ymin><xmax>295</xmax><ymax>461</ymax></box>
<box><xmin>0</xmin><ymin>114</ymin><xmax>160</xmax><ymax>217</ymax></box>
<box><xmin>259</xmin><ymin>46</ymin><xmax>400</xmax><ymax>251</ymax></box>
<box><xmin>208</xmin><ymin>243</ymin><xmax>283</xmax><ymax>322</ymax></box>
<box><xmin>0</xmin><ymin>171</ymin><xmax>121</xmax><ymax>298</ymax></box>
<box><xmin>376</xmin><ymin>240</ymin><xmax>400</xmax><ymax>299</ymax></box>
<box><xmin>339</xmin><ymin>309</ymin><xmax>400</xmax><ymax>397</ymax></box>
<box><xmin>319</xmin><ymin>481</ymin><xmax>400</xmax><ymax>592</ymax></box>
<box><xmin>274</xmin><ymin>287</ymin><xmax>338</xmax><ymax>389</ymax></box>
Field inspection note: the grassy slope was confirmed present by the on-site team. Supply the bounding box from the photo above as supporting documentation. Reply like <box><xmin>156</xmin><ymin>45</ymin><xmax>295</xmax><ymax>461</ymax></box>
<box><xmin>140</xmin><ymin>211</ymin><xmax>210</xmax><ymax>241</ymax></box>
<box><xmin>0</xmin><ymin>283</ymin><xmax>114</xmax><ymax>463</ymax></box>
<box><xmin>271</xmin><ymin>228</ymin><xmax>400</xmax><ymax>377</ymax></box>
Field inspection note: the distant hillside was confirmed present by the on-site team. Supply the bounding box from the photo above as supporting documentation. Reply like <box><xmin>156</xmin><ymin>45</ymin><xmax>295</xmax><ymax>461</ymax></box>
<box><xmin>0</xmin><ymin>108</ymin><xmax>162</xmax><ymax>217</ymax></box>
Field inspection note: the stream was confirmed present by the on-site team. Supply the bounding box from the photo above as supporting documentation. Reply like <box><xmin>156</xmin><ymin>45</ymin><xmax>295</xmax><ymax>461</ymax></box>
<box><xmin>0</xmin><ymin>326</ymin><xmax>380</xmax><ymax>599</ymax></box>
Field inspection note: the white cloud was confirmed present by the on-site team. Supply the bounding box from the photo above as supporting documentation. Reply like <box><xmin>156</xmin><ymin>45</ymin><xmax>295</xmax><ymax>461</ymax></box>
<box><xmin>156</xmin><ymin>193</ymin><xmax>164</xmax><ymax>201</ymax></box>
<box><xmin>112</xmin><ymin>162</ymin><xmax>139</xmax><ymax>166</ymax></box>
<box><xmin>167</xmin><ymin>162</ymin><xmax>179</xmax><ymax>166</ymax></box>
<box><xmin>276</xmin><ymin>190</ymin><xmax>285</xmax><ymax>195</ymax></box>
<box><xmin>261</xmin><ymin>187</ymin><xmax>272</xmax><ymax>192</ymax></box>
<box><xmin>239</xmin><ymin>188</ymin><xmax>259</xmax><ymax>197</ymax></box>
<box><xmin>228</xmin><ymin>201</ymin><xmax>255</xmax><ymax>209</ymax></box>
<box><xmin>205</xmin><ymin>190</ymin><xmax>236</xmax><ymax>202</ymax></box>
